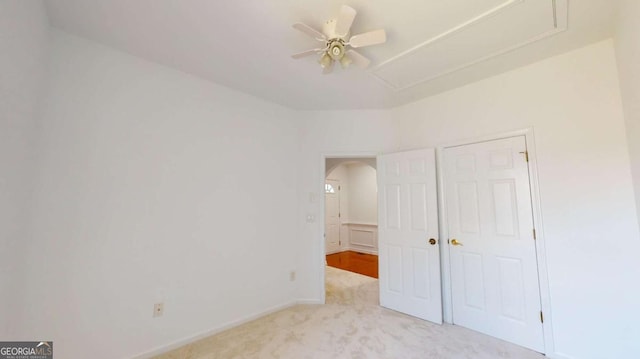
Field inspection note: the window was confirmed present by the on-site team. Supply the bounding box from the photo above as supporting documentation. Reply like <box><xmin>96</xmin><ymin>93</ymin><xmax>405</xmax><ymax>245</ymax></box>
<box><xmin>325</xmin><ymin>183</ymin><xmax>335</xmax><ymax>193</ymax></box>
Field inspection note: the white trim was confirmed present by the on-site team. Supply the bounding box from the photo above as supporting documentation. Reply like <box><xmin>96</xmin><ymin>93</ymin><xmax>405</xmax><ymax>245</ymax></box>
<box><xmin>435</xmin><ymin>127</ymin><xmax>556</xmax><ymax>356</ymax></box>
<box><xmin>295</xmin><ymin>299</ymin><xmax>324</xmax><ymax>305</ymax></box>
<box><xmin>325</xmin><ymin>249</ymin><xmax>342</xmax><ymax>255</ymax></box>
<box><xmin>328</xmin><ymin>248</ymin><xmax>379</xmax><ymax>256</ymax></box>
<box><xmin>131</xmin><ymin>301</ymin><xmax>297</xmax><ymax>359</ymax></box>
<box><xmin>547</xmin><ymin>353</ymin><xmax>575</xmax><ymax>359</ymax></box>
<box><xmin>347</xmin><ymin>247</ymin><xmax>378</xmax><ymax>255</ymax></box>
<box><xmin>435</xmin><ymin>147</ymin><xmax>454</xmax><ymax>323</ymax></box>
<box><xmin>348</xmin><ymin>227</ymin><xmax>378</xmax><ymax>249</ymax></box>
<box><xmin>319</xmin><ymin>152</ymin><xmax>379</xmax><ymax>305</ymax></box>
<box><xmin>369</xmin><ymin>0</ymin><xmax>522</xmax><ymax>90</ymax></box>
<box><xmin>369</xmin><ymin>0</ymin><xmax>568</xmax><ymax>91</ymax></box>
<box><xmin>438</xmin><ymin>127</ymin><xmax>532</xmax><ymax>148</ymax></box>
<box><xmin>546</xmin><ymin>352</ymin><xmax>574</xmax><ymax>359</ymax></box>
<box><xmin>523</xmin><ymin>129</ymin><xmax>556</xmax><ymax>356</ymax></box>
<box><xmin>341</xmin><ymin>221</ymin><xmax>378</xmax><ymax>226</ymax></box>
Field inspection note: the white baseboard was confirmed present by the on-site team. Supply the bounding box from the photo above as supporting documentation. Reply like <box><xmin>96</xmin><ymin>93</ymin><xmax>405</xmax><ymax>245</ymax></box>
<box><xmin>547</xmin><ymin>352</ymin><xmax>574</xmax><ymax>359</ymax></box>
<box><xmin>326</xmin><ymin>248</ymin><xmax>378</xmax><ymax>255</ymax></box>
<box><xmin>295</xmin><ymin>298</ymin><xmax>323</xmax><ymax>305</ymax></box>
<box><xmin>329</xmin><ymin>247</ymin><xmax>378</xmax><ymax>255</ymax></box>
<box><xmin>346</xmin><ymin>246</ymin><xmax>378</xmax><ymax>255</ymax></box>
<box><xmin>131</xmin><ymin>301</ymin><xmax>297</xmax><ymax>359</ymax></box>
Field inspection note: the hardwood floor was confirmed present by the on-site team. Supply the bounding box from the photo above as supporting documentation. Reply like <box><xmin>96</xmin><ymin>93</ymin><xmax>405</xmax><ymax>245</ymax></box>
<box><xmin>326</xmin><ymin>251</ymin><xmax>378</xmax><ymax>279</ymax></box>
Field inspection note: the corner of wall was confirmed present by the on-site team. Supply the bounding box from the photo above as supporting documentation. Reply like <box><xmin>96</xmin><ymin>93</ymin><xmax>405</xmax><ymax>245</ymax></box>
<box><xmin>613</xmin><ymin>0</ymin><xmax>640</xmax><ymax>230</ymax></box>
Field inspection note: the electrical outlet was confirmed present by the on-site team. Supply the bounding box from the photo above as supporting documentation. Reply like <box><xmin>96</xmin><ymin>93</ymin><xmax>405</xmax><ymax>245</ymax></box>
<box><xmin>153</xmin><ymin>303</ymin><xmax>164</xmax><ymax>318</ymax></box>
<box><xmin>289</xmin><ymin>271</ymin><xmax>296</xmax><ymax>281</ymax></box>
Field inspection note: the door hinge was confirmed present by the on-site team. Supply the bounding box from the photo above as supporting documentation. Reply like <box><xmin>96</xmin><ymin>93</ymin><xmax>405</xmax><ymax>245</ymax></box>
<box><xmin>540</xmin><ymin>311</ymin><xmax>544</xmax><ymax>323</ymax></box>
<box><xmin>338</xmin><ymin>185</ymin><xmax>341</xmax><ymax>191</ymax></box>
<box><xmin>533</xmin><ymin>229</ymin><xmax>537</xmax><ymax>240</ymax></box>
<box><xmin>338</xmin><ymin>212</ymin><xmax>341</xmax><ymax>218</ymax></box>
<box><xmin>519</xmin><ymin>151</ymin><xmax>529</xmax><ymax>162</ymax></box>
<box><xmin>339</xmin><ymin>240</ymin><xmax>341</xmax><ymax>246</ymax></box>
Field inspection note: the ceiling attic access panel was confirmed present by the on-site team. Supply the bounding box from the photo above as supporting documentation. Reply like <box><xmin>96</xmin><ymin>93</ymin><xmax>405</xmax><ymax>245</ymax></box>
<box><xmin>370</xmin><ymin>0</ymin><xmax>567</xmax><ymax>91</ymax></box>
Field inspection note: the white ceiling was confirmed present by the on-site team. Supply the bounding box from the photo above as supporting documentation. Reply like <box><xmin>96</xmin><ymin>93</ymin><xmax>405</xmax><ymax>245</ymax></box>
<box><xmin>44</xmin><ymin>0</ymin><xmax>618</xmax><ymax>110</ymax></box>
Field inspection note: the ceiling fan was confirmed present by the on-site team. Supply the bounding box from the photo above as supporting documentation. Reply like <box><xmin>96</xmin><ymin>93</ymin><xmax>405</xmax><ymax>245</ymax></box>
<box><xmin>291</xmin><ymin>5</ymin><xmax>387</xmax><ymax>74</ymax></box>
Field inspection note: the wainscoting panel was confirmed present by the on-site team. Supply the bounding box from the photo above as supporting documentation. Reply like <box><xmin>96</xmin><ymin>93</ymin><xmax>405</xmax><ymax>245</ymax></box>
<box><xmin>345</xmin><ymin>223</ymin><xmax>378</xmax><ymax>254</ymax></box>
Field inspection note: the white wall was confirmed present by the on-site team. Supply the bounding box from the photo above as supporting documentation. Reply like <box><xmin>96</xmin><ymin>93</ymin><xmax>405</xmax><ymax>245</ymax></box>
<box><xmin>5</xmin><ymin>6</ymin><xmax>638</xmax><ymax>359</ymax></box>
<box><xmin>395</xmin><ymin>39</ymin><xmax>640</xmax><ymax>359</ymax></box>
<box><xmin>614</xmin><ymin>0</ymin><xmax>640</xmax><ymax>227</ymax></box>
<box><xmin>326</xmin><ymin>162</ymin><xmax>378</xmax><ymax>225</ymax></box>
<box><xmin>298</xmin><ymin>40</ymin><xmax>640</xmax><ymax>359</ymax></box>
<box><xmin>0</xmin><ymin>0</ymin><xmax>49</xmax><ymax>337</ymax></box>
<box><xmin>325</xmin><ymin>157</ymin><xmax>376</xmax><ymax>177</ymax></box>
<box><xmin>345</xmin><ymin>163</ymin><xmax>377</xmax><ymax>225</ymax></box>
<box><xmin>297</xmin><ymin>110</ymin><xmax>396</xmax><ymax>301</ymax></box>
<box><xmin>325</xmin><ymin>162</ymin><xmax>378</xmax><ymax>254</ymax></box>
<box><xmin>345</xmin><ymin>162</ymin><xmax>379</xmax><ymax>254</ymax></box>
<box><xmin>17</xmin><ymin>30</ymin><xmax>300</xmax><ymax>359</ymax></box>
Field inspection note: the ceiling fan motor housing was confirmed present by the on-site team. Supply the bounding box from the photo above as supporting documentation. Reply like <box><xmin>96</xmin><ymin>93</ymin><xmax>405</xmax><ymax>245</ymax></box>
<box><xmin>322</xmin><ymin>19</ymin><xmax>348</xmax><ymax>61</ymax></box>
<box><xmin>328</xmin><ymin>40</ymin><xmax>345</xmax><ymax>60</ymax></box>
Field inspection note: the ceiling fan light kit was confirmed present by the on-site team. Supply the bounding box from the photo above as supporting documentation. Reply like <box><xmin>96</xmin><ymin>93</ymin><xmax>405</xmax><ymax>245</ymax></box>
<box><xmin>292</xmin><ymin>5</ymin><xmax>387</xmax><ymax>74</ymax></box>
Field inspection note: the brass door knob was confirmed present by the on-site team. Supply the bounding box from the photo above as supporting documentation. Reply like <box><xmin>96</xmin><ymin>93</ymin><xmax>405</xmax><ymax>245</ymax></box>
<box><xmin>450</xmin><ymin>239</ymin><xmax>463</xmax><ymax>246</ymax></box>
<box><xmin>429</xmin><ymin>238</ymin><xmax>437</xmax><ymax>245</ymax></box>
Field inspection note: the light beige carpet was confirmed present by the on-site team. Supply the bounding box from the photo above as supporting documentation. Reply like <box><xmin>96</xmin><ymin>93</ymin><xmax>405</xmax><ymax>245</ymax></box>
<box><xmin>154</xmin><ymin>267</ymin><xmax>544</xmax><ymax>359</ymax></box>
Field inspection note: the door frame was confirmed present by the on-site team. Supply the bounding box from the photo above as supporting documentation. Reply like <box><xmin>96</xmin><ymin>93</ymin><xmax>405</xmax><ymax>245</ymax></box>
<box><xmin>319</xmin><ymin>152</ymin><xmax>379</xmax><ymax>304</ymax></box>
<box><xmin>436</xmin><ymin>128</ymin><xmax>555</xmax><ymax>355</ymax></box>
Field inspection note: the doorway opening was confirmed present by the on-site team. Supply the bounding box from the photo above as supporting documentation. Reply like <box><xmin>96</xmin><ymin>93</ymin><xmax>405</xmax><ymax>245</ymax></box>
<box><xmin>324</xmin><ymin>157</ymin><xmax>379</xmax><ymax>299</ymax></box>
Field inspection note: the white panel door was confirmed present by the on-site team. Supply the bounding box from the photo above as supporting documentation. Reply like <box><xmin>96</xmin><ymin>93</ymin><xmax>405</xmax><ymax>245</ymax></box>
<box><xmin>325</xmin><ymin>179</ymin><xmax>341</xmax><ymax>254</ymax></box>
<box><xmin>378</xmin><ymin>148</ymin><xmax>442</xmax><ymax>323</ymax></box>
<box><xmin>444</xmin><ymin>136</ymin><xmax>544</xmax><ymax>352</ymax></box>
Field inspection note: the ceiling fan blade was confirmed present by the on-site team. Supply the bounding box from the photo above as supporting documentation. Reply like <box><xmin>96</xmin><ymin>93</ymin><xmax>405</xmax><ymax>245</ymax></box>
<box><xmin>345</xmin><ymin>50</ymin><xmax>371</xmax><ymax>69</ymax></box>
<box><xmin>322</xmin><ymin>59</ymin><xmax>335</xmax><ymax>74</ymax></box>
<box><xmin>334</xmin><ymin>5</ymin><xmax>357</xmax><ymax>38</ymax></box>
<box><xmin>291</xmin><ymin>49</ymin><xmax>323</xmax><ymax>59</ymax></box>
<box><xmin>292</xmin><ymin>23</ymin><xmax>326</xmax><ymax>41</ymax></box>
<box><xmin>349</xmin><ymin>29</ymin><xmax>386</xmax><ymax>48</ymax></box>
